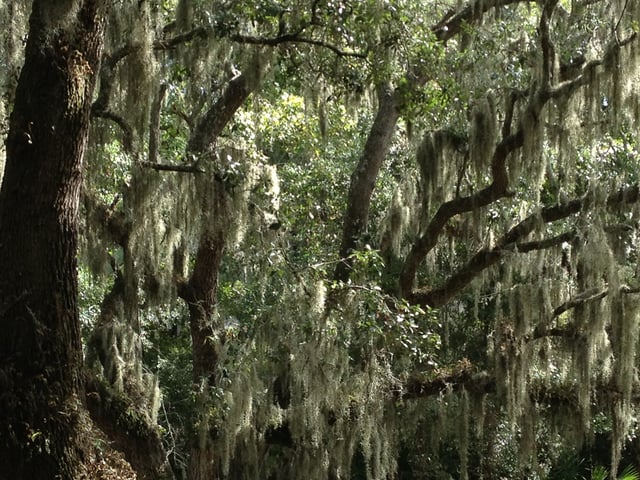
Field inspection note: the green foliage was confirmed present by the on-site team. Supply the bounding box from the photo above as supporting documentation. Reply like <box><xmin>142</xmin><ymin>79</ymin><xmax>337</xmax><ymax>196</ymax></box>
<box><xmin>78</xmin><ymin>266</ymin><xmax>113</xmax><ymax>339</ymax></box>
<box><xmin>588</xmin><ymin>464</ymin><xmax>640</xmax><ymax>480</ymax></box>
<box><xmin>85</xmin><ymin>139</ymin><xmax>131</xmax><ymax>205</ymax></box>
<box><xmin>330</xmin><ymin>254</ymin><xmax>441</xmax><ymax>369</ymax></box>
<box><xmin>618</xmin><ymin>465</ymin><xmax>640</xmax><ymax>480</ymax></box>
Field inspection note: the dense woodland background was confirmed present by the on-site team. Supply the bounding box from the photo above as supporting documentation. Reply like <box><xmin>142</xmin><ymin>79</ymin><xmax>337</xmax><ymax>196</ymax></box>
<box><xmin>1</xmin><ymin>0</ymin><xmax>640</xmax><ymax>478</ymax></box>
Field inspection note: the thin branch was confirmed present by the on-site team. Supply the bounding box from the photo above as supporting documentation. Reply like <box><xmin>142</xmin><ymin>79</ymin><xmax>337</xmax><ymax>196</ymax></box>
<box><xmin>153</xmin><ymin>27</ymin><xmax>208</xmax><ymax>50</ymax></box>
<box><xmin>229</xmin><ymin>32</ymin><xmax>368</xmax><ymax>58</ymax></box>
<box><xmin>432</xmin><ymin>0</ymin><xmax>533</xmax><ymax>41</ymax></box>
<box><xmin>528</xmin><ymin>324</ymin><xmax>581</xmax><ymax>341</ymax></box>
<box><xmin>551</xmin><ymin>284</ymin><xmax>640</xmax><ymax>318</ymax></box>
<box><xmin>613</xmin><ymin>0</ymin><xmax>631</xmax><ymax>38</ymax></box>
<box><xmin>515</xmin><ymin>230</ymin><xmax>575</xmax><ymax>253</ymax></box>
<box><xmin>524</xmin><ymin>285</ymin><xmax>640</xmax><ymax>342</ymax></box>
<box><xmin>140</xmin><ymin>161</ymin><xmax>204</xmax><ymax>174</ymax></box>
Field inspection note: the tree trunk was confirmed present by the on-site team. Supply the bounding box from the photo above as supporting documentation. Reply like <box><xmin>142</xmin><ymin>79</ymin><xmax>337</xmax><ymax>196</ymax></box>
<box><xmin>179</xmin><ymin>64</ymin><xmax>264</xmax><ymax>480</ymax></box>
<box><xmin>0</xmin><ymin>1</ymin><xmax>106</xmax><ymax>478</ymax></box>
<box><xmin>334</xmin><ymin>83</ymin><xmax>400</xmax><ymax>282</ymax></box>
<box><xmin>179</xmin><ymin>200</ymin><xmax>227</xmax><ymax>480</ymax></box>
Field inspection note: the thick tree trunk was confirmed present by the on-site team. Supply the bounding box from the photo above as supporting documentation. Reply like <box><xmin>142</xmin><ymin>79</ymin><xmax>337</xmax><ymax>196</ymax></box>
<box><xmin>0</xmin><ymin>1</ymin><xmax>106</xmax><ymax>478</ymax></box>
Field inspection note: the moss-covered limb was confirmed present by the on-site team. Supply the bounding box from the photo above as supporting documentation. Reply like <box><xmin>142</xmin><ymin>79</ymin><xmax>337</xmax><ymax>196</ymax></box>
<box><xmin>90</xmin><ymin>45</ymin><xmax>135</xmax><ymax>150</ymax></box>
<box><xmin>83</xmin><ymin>192</ymin><xmax>130</xmax><ymax>246</ymax></box>
<box><xmin>402</xmin><ymin>367</ymin><xmax>496</xmax><ymax>400</ymax></box>
<box><xmin>229</xmin><ymin>31</ymin><xmax>368</xmax><ymax>58</ymax></box>
<box><xmin>551</xmin><ymin>287</ymin><xmax>609</xmax><ymax>318</ymax></box>
<box><xmin>409</xmin><ymin>184</ymin><xmax>640</xmax><ymax>308</ymax></box>
<box><xmin>538</xmin><ymin>0</ymin><xmax>558</xmax><ymax>90</ymax></box>
<box><xmin>85</xmin><ymin>375</ymin><xmax>171</xmax><ymax>480</ymax></box>
<box><xmin>501</xmin><ymin>89</ymin><xmax>528</xmax><ymax>138</ymax></box>
<box><xmin>514</xmin><ymin>230</ymin><xmax>576</xmax><ymax>253</ymax></box>
<box><xmin>153</xmin><ymin>27</ymin><xmax>208</xmax><ymax>51</ymax></box>
<box><xmin>140</xmin><ymin>161</ymin><xmax>205</xmax><ymax>174</ymax></box>
<box><xmin>398</xmin><ymin>111</ymin><xmax>526</xmax><ymax>297</ymax></box>
<box><xmin>432</xmin><ymin>0</ymin><xmax>535</xmax><ymax>42</ymax></box>
<box><xmin>90</xmin><ymin>21</ymin><xmax>206</xmax><ymax>151</ymax></box>
<box><xmin>147</xmin><ymin>83</ymin><xmax>166</xmax><ymax>166</ymax></box>
<box><xmin>546</xmin><ymin>32</ymin><xmax>637</xmax><ymax>100</ymax></box>
<box><xmin>400</xmin><ymin>363</ymin><xmax>640</xmax><ymax>407</ymax></box>
<box><xmin>398</xmin><ymin>138</ymin><xmax>518</xmax><ymax>298</ymax></box>
<box><xmin>187</xmin><ymin>66</ymin><xmax>263</xmax><ymax>155</ymax></box>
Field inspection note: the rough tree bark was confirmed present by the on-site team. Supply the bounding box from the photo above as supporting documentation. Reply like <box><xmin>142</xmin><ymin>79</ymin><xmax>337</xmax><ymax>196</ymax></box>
<box><xmin>177</xmin><ymin>65</ymin><xmax>263</xmax><ymax>480</ymax></box>
<box><xmin>0</xmin><ymin>1</ymin><xmax>107</xmax><ymax>478</ymax></box>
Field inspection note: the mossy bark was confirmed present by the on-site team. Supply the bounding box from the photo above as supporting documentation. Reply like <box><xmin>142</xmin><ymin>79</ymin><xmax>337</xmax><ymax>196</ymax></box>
<box><xmin>178</xmin><ymin>64</ymin><xmax>263</xmax><ymax>480</ymax></box>
<box><xmin>0</xmin><ymin>1</ymin><xmax>107</xmax><ymax>478</ymax></box>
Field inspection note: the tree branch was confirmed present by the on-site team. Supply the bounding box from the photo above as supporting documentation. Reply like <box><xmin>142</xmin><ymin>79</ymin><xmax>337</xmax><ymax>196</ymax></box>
<box><xmin>408</xmin><ymin>185</ymin><xmax>640</xmax><ymax>308</ymax></box>
<box><xmin>401</xmin><ymin>365</ymin><xmax>495</xmax><ymax>399</ymax></box>
<box><xmin>140</xmin><ymin>161</ymin><xmax>204</xmax><ymax>174</ymax></box>
<box><xmin>400</xmin><ymin>363</ymin><xmax>640</xmax><ymax>411</ymax></box>
<box><xmin>90</xmin><ymin>28</ymin><xmax>207</xmax><ymax>146</ymax></box>
<box><xmin>524</xmin><ymin>284</ymin><xmax>640</xmax><ymax>343</ymax></box>
<box><xmin>551</xmin><ymin>284</ymin><xmax>640</xmax><ymax>319</ymax></box>
<box><xmin>539</xmin><ymin>0</ymin><xmax>559</xmax><ymax>89</ymax></box>
<box><xmin>433</xmin><ymin>0</ymin><xmax>535</xmax><ymax>41</ymax></box>
<box><xmin>91</xmin><ymin>108</ymin><xmax>134</xmax><ymax>151</ymax></box>
<box><xmin>229</xmin><ymin>32</ymin><xmax>368</xmax><ymax>58</ymax></box>
<box><xmin>554</xmin><ymin>287</ymin><xmax>608</xmax><ymax>317</ymax></box>
<box><xmin>187</xmin><ymin>64</ymin><xmax>263</xmax><ymax>155</ymax></box>
<box><xmin>334</xmin><ymin>83</ymin><xmax>401</xmax><ymax>282</ymax></box>
<box><xmin>547</xmin><ymin>33</ymin><xmax>637</xmax><ymax>100</ymax></box>
<box><xmin>153</xmin><ymin>27</ymin><xmax>208</xmax><ymax>50</ymax></box>
<box><xmin>399</xmin><ymin>128</ymin><xmax>522</xmax><ymax>296</ymax></box>
<box><xmin>515</xmin><ymin>230</ymin><xmax>575</xmax><ymax>253</ymax></box>
<box><xmin>83</xmin><ymin>193</ymin><xmax>129</xmax><ymax>246</ymax></box>
<box><xmin>148</xmin><ymin>84</ymin><xmax>168</xmax><ymax>165</ymax></box>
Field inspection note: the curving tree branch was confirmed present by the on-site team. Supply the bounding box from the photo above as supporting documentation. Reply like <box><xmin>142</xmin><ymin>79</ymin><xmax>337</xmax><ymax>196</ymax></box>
<box><xmin>408</xmin><ymin>185</ymin><xmax>640</xmax><ymax>308</ymax></box>
<box><xmin>229</xmin><ymin>32</ymin><xmax>368</xmax><ymax>58</ymax></box>
<box><xmin>433</xmin><ymin>0</ymin><xmax>537</xmax><ymax>41</ymax></box>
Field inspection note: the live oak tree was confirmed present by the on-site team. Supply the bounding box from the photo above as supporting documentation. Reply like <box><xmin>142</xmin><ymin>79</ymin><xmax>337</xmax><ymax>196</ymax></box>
<box><xmin>2</xmin><ymin>0</ymin><xmax>640</xmax><ymax>479</ymax></box>
<box><xmin>0</xmin><ymin>1</ymin><xmax>109</xmax><ymax>478</ymax></box>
